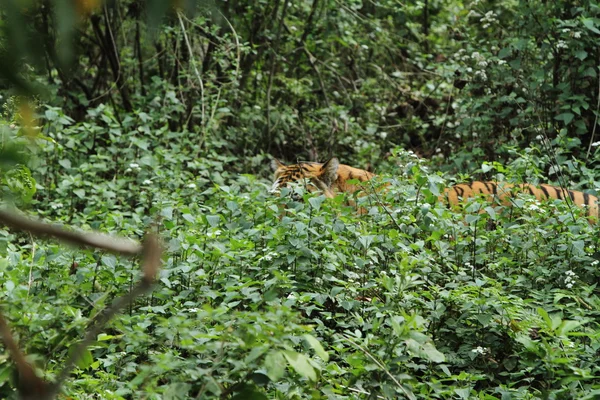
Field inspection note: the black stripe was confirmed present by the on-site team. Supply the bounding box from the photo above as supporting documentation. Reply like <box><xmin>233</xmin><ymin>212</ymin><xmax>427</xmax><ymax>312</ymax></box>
<box><xmin>527</xmin><ymin>185</ymin><xmax>535</xmax><ymax>196</ymax></box>
<box><xmin>455</xmin><ymin>186</ymin><xmax>464</xmax><ymax>197</ymax></box>
<box><xmin>553</xmin><ymin>186</ymin><xmax>563</xmax><ymax>200</ymax></box>
<box><xmin>540</xmin><ymin>185</ymin><xmax>550</xmax><ymax>199</ymax></box>
<box><xmin>584</xmin><ymin>192</ymin><xmax>590</xmax><ymax>207</ymax></box>
<box><xmin>490</xmin><ymin>182</ymin><xmax>497</xmax><ymax>194</ymax></box>
<box><xmin>568</xmin><ymin>190</ymin><xmax>575</xmax><ymax>202</ymax></box>
<box><xmin>475</xmin><ymin>182</ymin><xmax>484</xmax><ymax>194</ymax></box>
<box><xmin>483</xmin><ymin>182</ymin><xmax>493</xmax><ymax>194</ymax></box>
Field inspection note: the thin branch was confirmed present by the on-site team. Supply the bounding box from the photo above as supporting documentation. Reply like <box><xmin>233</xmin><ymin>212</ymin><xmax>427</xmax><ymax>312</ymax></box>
<box><xmin>50</xmin><ymin>234</ymin><xmax>162</xmax><ymax>397</ymax></box>
<box><xmin>586</xmin><ymin>55</ymin><xmax>600</xmax><ymax>160</ymax></box>
<box><xmin>0</xmin><ymin>209</ymin><xmax>142</xmax><ymax>256</ymax></box>
<box><xmin>342</xmin><ymin>335</ymin><xmax>414</xmax><ymax>398</ymax></box>
<box><xmin>0</xmin><ymin>312</ymin><xmax>51</xmax><ymax>400</ymax></box>
<box><xmin>177</xmin><ymin>11</ymin><xmax>206</xmax><ymax>127</ymax></box>
<box><xmin>266</xmin><ymin>0</ymin><xmax>291</xmax><ymax>149</ymax></box>
<box><xmin>27</xmin><ymin>233</ymin><xmax>35</xmax><ymax>299</ymax></box>
<box><xmin>218</xmin><ymin>10</ymin><xmax>241</xmax><ymax>86</ymax></box>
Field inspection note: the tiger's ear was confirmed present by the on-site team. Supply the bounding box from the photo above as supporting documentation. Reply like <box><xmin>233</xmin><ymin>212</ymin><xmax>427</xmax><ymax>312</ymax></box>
<box><xmin>271</xmin><ymin>158</ymin><xmax>285</xmax><ymax>171</ymax></box>
<box><xmin>320</xmin><ymin>157</ymin><xmax>339</xmax><ymax>187</ymax></box>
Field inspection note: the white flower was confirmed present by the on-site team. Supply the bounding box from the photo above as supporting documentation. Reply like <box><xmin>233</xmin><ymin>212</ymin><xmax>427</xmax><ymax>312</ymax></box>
<box><xmin>497</xmin><ymin>60</ymin><xmax>507</xmax><ymax>65</ymax></box>
<box><xmin>471</xmin><ymin>346</ymin><xmax>487</xmax><ymax>354</ymax></box>
<box><xmin>51</xmin><ymin>202</ymin><xmax>64</xmax><ymax>209</ymax></box>
<box><xmin>471</xmin><ymin>51</ymin><xmax>481</xmax><ymax>59</ymax></box>
<box><xmin>556</xmin><ymin>40</ymin><xmax>568</xmax><ymax>49</ymax></box>
<box><xmin>478</xmin><ymin>61</ymin><xmax>488</xmax><ymax>67</ymax></box>
<box><xmin>591</xmin><ymin>260</ymin><xmax>599</xmax><ymax>266</ymax></box>
<box><xmin>565</xmin><ymin>270</ymin><xmax>576</xmax><ymax>276</ymax></box>
<box><xmin>187</xmin><ymin>183</ymin><xmax>197</xmax><ymax>189</ymax></box>
<box><xmin>188</xmin><ymin>308</ymin><xmax>198</xmax><ymax>313</ymax></box>
<box><xmin>591</xmin><ymin>141</ymin><xmax>600</xmax><ymax>147</ymax></box>
<box><xmin>573</xmin><ymin>31</ymin><xmax>582</xmax><ymax>39</ymax></box>
<box><xmin>562</xmin><ymin>28</ymin><xmax>571</xmax><ymax>33</ymax></box>
<box><xmin>129</xmin><ymin>163</ymin><xmax>140</xmax><ymax>169</ymax></box>
<box><xmin>566</xmin><ymin>283</ymin><xmax>573</xmax><ymax>289</ymax></box>
<box><xmin>207</xmin><ymin>229</ymin><xmax>222</xmax><ymax>238</ymax></box>
<box><xmin>125</xmin><ymin>168</ymin><xmax>132</xmax><ymax>173</ymax></box>
<box><xmin>466</xmin><ymin>67</ymin><xmax>473</xmax><ymax>73</ymax></box>
<box><xmin>482</xmin><ymin>23</ymin><xmax>490</xmax><ymax>29</ymax></box>
<box><xmin>143</xmin><ymin>179</ymin><xmax>152</xmax><ymax>185</ymax></box>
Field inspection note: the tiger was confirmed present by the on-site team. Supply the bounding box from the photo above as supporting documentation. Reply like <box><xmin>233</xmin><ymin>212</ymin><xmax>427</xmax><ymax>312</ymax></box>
<box><xmin>271</xmin><ymin>157</ymin><xmax>599</xmax><ymax>220</ymax></box>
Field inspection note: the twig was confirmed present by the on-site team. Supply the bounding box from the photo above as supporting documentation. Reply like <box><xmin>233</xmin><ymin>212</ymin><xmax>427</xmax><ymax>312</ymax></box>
<box><xmin>266</xmin><ymin>0</ymin><xmax>290</xmax><ymax>149</ymax></box>
<box><xmin>0</xmin><ymin>312</ymin><xmax>51</xmax><ymax>400</ymax></box>
<box><xmin>50</xmin><ymin>234</ymin><xmax>161</xmax><ymax>397</ymax></box>
<box><xmin>342</xmin><ymin>335</ymin><xmax>414</xmax><ymax>399</ymax></box>
<box><xmin>177</xmin><ymin>11</ymin><xmax>206</xmax><ymax>127</ymax></box>
<box><xmin>27</xmin><ymin>233</ymin><xmax>35</xmax><ymax>299</ymax></box>
<box><xmin>0</xmin><ymin>209</ymin><xmax>142</xmax><ymax>255</ymax></box>
<box><xmin>367</xmin><ymin>180</ymin><xmax>403</xmax><ymax>232</ymax></box>
<box><xmin>217</xmin><ymin>10</ymin><xmax>241</xmax><ymax>85</ymax></box>
<box><xmin>586</xmin><ymin>55</ymin><xmax>600</xmax><ymax>160</ymax></box>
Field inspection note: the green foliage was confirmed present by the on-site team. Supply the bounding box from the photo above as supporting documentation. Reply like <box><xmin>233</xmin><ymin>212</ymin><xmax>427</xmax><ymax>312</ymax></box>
<box><xmin>2</xmin><ymin>0</ymin><xmax>600</xmax><ymax>398</ymax></box>
<box><xmin>1</xmin><ymin>128</ymin><xmax>600</xmax><ymax>397</ymax></box>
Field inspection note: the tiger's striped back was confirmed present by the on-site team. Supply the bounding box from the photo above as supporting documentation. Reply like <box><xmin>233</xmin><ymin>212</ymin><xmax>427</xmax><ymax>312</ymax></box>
<box><xmin>271</xmin><ymin>158</ymin><xmax>599</xmax><ymax>220</ymax></box>
<box><xmin>445</xmin><ymin>182</ymin><xmax>598</xmax><ymax>219</ymax></box>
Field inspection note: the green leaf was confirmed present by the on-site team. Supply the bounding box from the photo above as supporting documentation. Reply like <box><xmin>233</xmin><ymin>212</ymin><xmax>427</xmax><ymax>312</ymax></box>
<box><xmin>73</xmin><ymin>189</ymin><xmax>85</xmax><ymax>198</ymax></box>
<box><xmin>582</xmin><ymin>18</ymin><xmax>600</xmax><ymax>35</ymax></box>
<box><xmin>101</xmin><ymin>255</ymin><xmax>117</xmax><ymax>269</ymax></box>
<box><xmin>555</xmin><ymin>112</ymin><xmax>574</xmax><ymax>125</ymax></box>
<box><xmin>264</xmin><ymin>351</ymin><xmax>286</xmax><ymax>381</ymax></box>
<box><xmin>308</xmin><ymin>196</ymin><xmax>325</xmax><ymax>211</ymax></box>
<box><xmin>303</xmin><ymin>334</ymin><xmax>329</xmax><ymax>362</ymax></box>
<box><xmin>537</xmin><ymin>308</ymin><xmax>552</xmax><ymax>329</ymax></box>
<box><xmin>59</xmin><ymin>158</ymin><xmax>72</xmax><ymax>169</ymax></box>
<box><xmin>575</xmin><ymin>50</ymin><xmax>588</xmax><ymax>60</ymax></box>
<box><xmin>484</xmin><ymin>206</ymin><xmax>496</xmax><ymax>220</ymax></box>
<box><xmin>358</xmin><ymin>235</ymin><xmax>375</xmax><ymax>249</ymax></box>
<box><xmin>161</xmin><ymin>206</ymin><xmax>173</xmax><ymax>220</ymax></box>
<box><xmin>282</xmin><ymin>350</ymin><xmax>317</xmax><ymax>381</ymax></box>
<box><xmin>70</xmin><ymin>345</ymin><xmax>93</xmax><ymax>369</ymax></box>
<box><xmin>498</xmin><ymin>47</ymin><xmax>511</xmax><ymax>58</ymax></box>
<box><xmin>206</xmin><ymin>215</ymin><xmax>221</xmax><ymax>227</ymax></box>
<box><xmin>454</xmin><ymin>388</ymin><xmax>471</xmax><ymax>399</ymax></box>
<box><xmin>515</xmin><ymin>334</ymin><xmax>540</xmax><ymax>354</ymax></box>
<box><xmin>557</xmin><ymin>320</ymin><xmax>582</xmax><ymax>336</ymax></box>
<box><xmin>421</xmin><ymin>342</ymin><xmax>445</xmax><ymax>363</ymax></box>
<box><xmin>476</xmin><ymin>313</ymin><xmax>493</xmax><ymax>326</ymax></box>
<box><xmin>163</xmin><ymin>383</ymin><xmax>192</xmax><ymax>400</ymax></box>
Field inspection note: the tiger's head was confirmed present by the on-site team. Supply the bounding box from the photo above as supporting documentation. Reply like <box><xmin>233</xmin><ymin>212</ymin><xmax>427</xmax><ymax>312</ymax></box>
<box><xmin>270</xmin><ymin>158</ymin><xmax>339</xmax><ymax>199</ymax></box>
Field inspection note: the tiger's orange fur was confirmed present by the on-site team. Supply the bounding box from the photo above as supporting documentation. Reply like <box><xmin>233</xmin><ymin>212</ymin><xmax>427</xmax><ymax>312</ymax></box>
<box><xmin>271</xmin><ymin>158</ymin><xmax>374</xmax><ymax>198</ymax></box>
<box><xmin>271</xmin><ymin>157</ymin><xmax>599</xmax><ymax>220</ymax></box>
